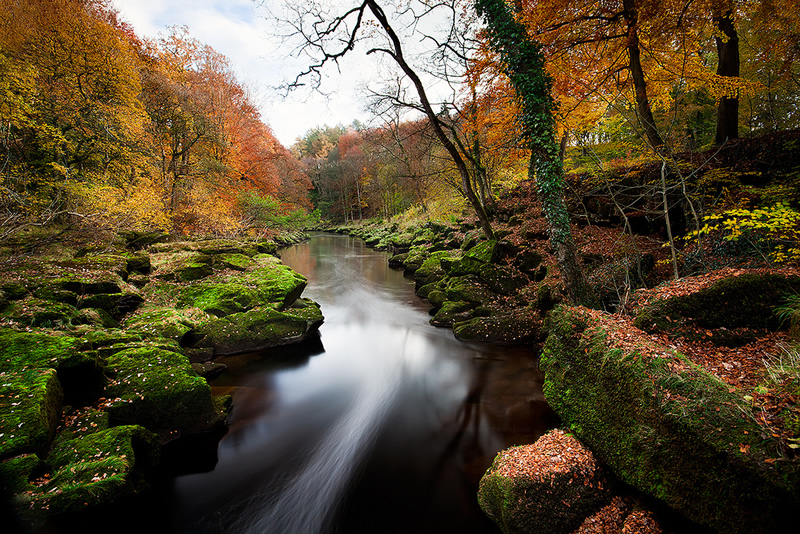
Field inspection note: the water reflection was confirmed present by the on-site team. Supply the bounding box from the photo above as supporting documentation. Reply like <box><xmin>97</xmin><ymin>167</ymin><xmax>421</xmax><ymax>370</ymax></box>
<box><xmin>172</xmin><ymin>234</ymin><xmax>557</xmax><ymax>533</ymax></box>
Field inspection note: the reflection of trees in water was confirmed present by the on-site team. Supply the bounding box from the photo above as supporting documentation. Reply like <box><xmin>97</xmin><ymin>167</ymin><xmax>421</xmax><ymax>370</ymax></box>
<box><xmin>427</xmin><ymin>350</ymin><xmax>560</xmax><ymax>500</ymax></box>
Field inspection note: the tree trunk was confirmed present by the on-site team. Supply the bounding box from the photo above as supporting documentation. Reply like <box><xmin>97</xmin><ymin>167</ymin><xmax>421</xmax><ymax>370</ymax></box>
<box><xmin>622</xmin><ymin>0</ymin><xmax>664</xmax><ymax>151</ymax></box>
<box><xmin>714</xmin><ymin>9</ymin><xmax>740</xmax><ymax>145</ymax></box>
<box><xmin>475</xmin><ymin>0</ymin><xmax>594</xmax><ymax>306</ymax></box>
<box><xmin>366</xmin><ymin>0</ymin><xmax>494</xmax><ymax>239</ymax></box>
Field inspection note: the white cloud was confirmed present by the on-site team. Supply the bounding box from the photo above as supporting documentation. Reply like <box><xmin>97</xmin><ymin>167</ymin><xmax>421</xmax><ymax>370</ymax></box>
<box><xmin>111</xmin><ymin>0</ymin><xmax>374</xmax><ymax>146</ymax></box>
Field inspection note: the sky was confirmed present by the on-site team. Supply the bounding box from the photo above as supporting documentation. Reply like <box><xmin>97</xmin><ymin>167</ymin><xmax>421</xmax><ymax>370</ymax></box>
<box><xmin>111</xmin><ymin>0</ymin><xmax>376</xmax><ymax>147</ymax></box>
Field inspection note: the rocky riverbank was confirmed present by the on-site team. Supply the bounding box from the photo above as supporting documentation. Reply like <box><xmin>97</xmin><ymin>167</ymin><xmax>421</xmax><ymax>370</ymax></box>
<box><xmin>0</xmin><ymin>229</ymin><xmax>321</xmax><ymax>530</ymax></box>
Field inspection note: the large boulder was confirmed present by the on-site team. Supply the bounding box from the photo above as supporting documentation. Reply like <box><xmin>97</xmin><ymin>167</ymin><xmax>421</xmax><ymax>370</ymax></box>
<box><xmin>0</xmin><ymin>368</ymin><xmax>63</xmax><ymax>458</ymax></box>
<box><xmin>104</xmin><ymin>347</ymin><xmax>226</xmax><ymax>435</ymax></box>
<box><xmin>478</xmin><ymin>429</ymin><xmax>612</xmax><ymax>534</ymax></box>
<box><xmin>633</xmin><ymin>272</ymin><xmax>800</xmax><ymax>337</ymax></box>
<box><xmin>453</xmin><ymin>308</ymin><xmax>541</xmax><ymax>343</ymax></box>
<box><xmin>189</xmin><ymin>303</ymin><xmax>323</xmax><ymax>356</ymax></box>
<box><xmin>541</xmin><ymin>305</ymin><xmax>800</xmax><ymax>534</ymax></box>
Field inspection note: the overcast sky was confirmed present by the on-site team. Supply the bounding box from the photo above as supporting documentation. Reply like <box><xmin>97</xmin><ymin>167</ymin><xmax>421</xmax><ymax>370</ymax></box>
<box><xmin>111</xmin><ymin>0</ymin><xmax>375</xmax><ymax>147</ymax></box>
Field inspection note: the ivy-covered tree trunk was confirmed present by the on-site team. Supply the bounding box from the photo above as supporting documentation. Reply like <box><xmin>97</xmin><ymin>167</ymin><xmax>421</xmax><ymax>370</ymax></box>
<box><xmin>474</xmin><ymin>0</ymin><xmax>593</xmax><ymax>306</ymax></box>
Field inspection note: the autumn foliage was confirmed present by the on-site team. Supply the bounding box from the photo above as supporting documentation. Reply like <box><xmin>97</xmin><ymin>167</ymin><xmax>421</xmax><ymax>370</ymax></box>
<box><xmin>0</xmin><ymin>0</ymin><xmax>310</xmax><ymax>238</ymax></box>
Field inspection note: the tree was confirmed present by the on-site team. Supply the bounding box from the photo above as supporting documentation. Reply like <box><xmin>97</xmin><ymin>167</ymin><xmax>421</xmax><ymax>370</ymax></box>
<box><xmin>280</xmin><ymin>0</ymin><xmax>495</xmax><ymax>238</ymax></box>
<box><xmin>475</xmin><ymin>0</ymin><xmax>593</xmax><ymax>305</ymax></box>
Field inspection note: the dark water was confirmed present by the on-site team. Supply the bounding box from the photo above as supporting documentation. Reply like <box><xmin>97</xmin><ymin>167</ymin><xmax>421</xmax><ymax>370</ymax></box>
<box><xmin>171</xmin><ymin>233</ymin><xmax>558</xmax><ymax>533</ymax></box>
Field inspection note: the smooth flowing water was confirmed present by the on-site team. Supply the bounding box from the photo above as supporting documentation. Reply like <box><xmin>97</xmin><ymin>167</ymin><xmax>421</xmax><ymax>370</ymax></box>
<box><xmin>171</xmin><ymin>233</ymin><xmax>558</xmax><ymax>533</ymax></box>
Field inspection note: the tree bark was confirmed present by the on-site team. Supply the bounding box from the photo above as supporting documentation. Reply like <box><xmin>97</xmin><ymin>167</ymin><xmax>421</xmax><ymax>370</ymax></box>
<box><xmin>622</xmin><ymin>0</ymin><xmax>664</xmax><ymax>151</ymax></box>
<box><xmin>713</xmin><ymin>9</ymin><xmax>740</xmax><ymax>145</ymax></box>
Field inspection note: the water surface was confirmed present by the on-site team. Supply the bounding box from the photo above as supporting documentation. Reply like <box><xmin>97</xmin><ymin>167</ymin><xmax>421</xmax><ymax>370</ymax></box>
<box><xmin>173</xmin><ymin>233</ymin><xmax>557</xmax><ymax>533</ymax></box>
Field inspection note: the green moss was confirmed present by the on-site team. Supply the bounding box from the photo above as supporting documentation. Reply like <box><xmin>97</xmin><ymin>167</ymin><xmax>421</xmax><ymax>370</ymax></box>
<box><xmin>0</xmin><ymin>454</ymin><xmax>41</xmax><ymax>495</ymax></box>
<box><xmin>633</xmin><ymin>273</ymin><xmax>800</xmax><ymax>334</ymax></box>
<box><xmin>431</xmin><ymin>300</ymin><xmax>475</xmax><ymax>327</ymax></box>
<box><xmin>0</xmin><ymin>329</ymin><xmax>89</xmax><ymax>373</ymax></box>
<box><xmin>541</xmin><ymin>306</ymin><xmax>800</xmax><ymax>533</ymax></box>
<box><xmin>445</xmin><ymin>275</ymin><xmax>498</xmax><ymax>305</ymax></box>
<box><xmin>217</xmin><ymin>253</ymin><xmax>254</xmax><ymax>271</ymax></box>
<box><xmin>0</xmin><ymin>368</ymin><xmax>63</xmax><ymax>458</ymax></box>
<box><xmin>104</xmin><ymin>347</ymin><xmax>223</xmax><ymax>434</ymax></box>
<box><xmin>2</xmin><ymin>298</ymin><xmax>81</xmax><ymax>327</ymax></box>
<box><xmin>191</xmin><ymin>307</ymin><xmax>315</xmax><ymax>356</ymax></box>
<box><xmin>33</xmin><ymin>425</ymin><xmax>159</xmax><ymax>516</ymax></box>
<box><xmin>415</xmin><ymin>250</ymin><xmax>462</xmax><ymax>287</ymax></box>
<box><xmin>122</xmin><ymin>308</ymin><xmax>197</xmax><ymax>341</ymax></box>
<box><xmin>453</xmin><ymin>308</ymin><xmax>540</xmax><ymax>343</ymax></box>
<box><xmin>465</xmin><ymin>240</ymin><xmax>498</xmax><ymax>263</ymax></box>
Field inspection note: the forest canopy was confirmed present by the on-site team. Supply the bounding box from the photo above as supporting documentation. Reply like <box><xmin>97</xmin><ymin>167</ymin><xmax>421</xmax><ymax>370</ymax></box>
<box><xmin>0</xmin><ymin>0</ymin><xmax>311</xmax><ymax>238</ymax></box>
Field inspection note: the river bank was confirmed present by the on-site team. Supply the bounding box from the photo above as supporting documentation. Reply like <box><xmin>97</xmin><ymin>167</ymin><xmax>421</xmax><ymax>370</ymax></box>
<box><xmin>0</xmin><ymin>229</ymin><xmax>320</xmax><ymax>530</ymax></box>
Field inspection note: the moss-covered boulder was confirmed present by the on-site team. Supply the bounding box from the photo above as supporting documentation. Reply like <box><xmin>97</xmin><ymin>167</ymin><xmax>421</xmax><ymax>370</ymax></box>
<box><xmin>30</xmin><ymin>425</ymin><xmax>159</xmax><ymax>517</ymax></box>
<box><xmin>402</xmin><ymin>247</ymin><xmax>429</xmax><ymax>272</ymax></box>
<box><xmin>430</xmin><ymin>300</ymin><xmax>476</xmax><ymax>327</ymax></box>
<box><xmin>122</xmin><ymin>307</ymin><xmax>200</xmax><ymax>342</ymax></box>
<box><xmin>0</xmin><ymin>329</ymin><xmax>89</xmax><ymax>374</ymax></box>
<box><xmin>633</xmin><ymin>273</ymin><xmax>800</xmax><ymax>337</ymax></box>
<box><xmin>190</xmin><ymin>305</ymin><xmax>323</xmax><ymax>356</ymax></box>
<box><xmin>2</xmin><ymin>298</ymin><xmax>82</xmax><ymax>328</ymax></box>
<box><xmin>445</xmin><ymin>275</ymin><xmax>499</xmax><ymax>305</ymax></box>
<box><xmin>0</xmin><ymin>368</ymin><xmax>63</xmax><ymax>459</ymax></box>
<box><xmin>478</xmin><ymin>429</ymin><xmax>612</xmax><ymax>534</ymax></box>
<box><xmin>104</xmin><ymin>347</ymin><xmax>225</xmax><ymax>435</ymax></box>
<box><xmin>150</xmin><ymin>250</ymin><xmax>213</xmax><ymax>282</ymax></box>
<box><xmin>453</xmin><ymin>308</ymin><xmax>541</xmax><ymax>343</ymax></box>
<box><xmin>541</xmin><ymin>306</ymin><xmax>800</xmax><ymax>534</ymax></box>
<box><xmin>414</xmin><ymin>250</ymin><xmax>462</xmax><ymax>288</ymax></box>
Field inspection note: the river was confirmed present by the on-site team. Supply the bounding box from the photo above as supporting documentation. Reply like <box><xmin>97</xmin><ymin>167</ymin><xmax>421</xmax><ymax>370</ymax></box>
<box><xmin>169</xmin><ymin>233</ymin><xmax>558</xmax><ymax>533</ymax></box>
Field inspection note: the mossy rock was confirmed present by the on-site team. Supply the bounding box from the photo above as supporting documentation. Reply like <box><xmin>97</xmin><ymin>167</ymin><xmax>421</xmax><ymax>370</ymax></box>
<box><xmin>430</xmin><ymin>300</ymin><xmax>476</xmax><ymax>327</ymax></box>
<box><xmin>0</xmin><ymin>453</ymin><xmax>41</xmax><ymax>496</ymax></box>
<box><xmin>122</xmin><ymin>308</ymin><xmax>199</xmax><ymax>342</ymax></box>
<box><xmin>0</xmin><ymin>368</ymin><xmax>63</xmax><ymax>459</ymax></box>
<box><xmin>104</xmin><ymin>347</ymin><xmax>224</xmax><ymax>434</ymax></box>
<box><xmin>120</xmin><ymin>251</ymin><xmax>151</xmax><ymax>274</ymax></box>
<box><xmin>414</xmin><ymin>250</ymin><xmax>462</xmax><ymax>288</ymax></box>
<box><xmin>427</xmin><ymin>289</ymin><xmax>447</xmax><ymax>309</ymax></box>
<box><xmin>541</xmin><ymin>306</ymin><xmax>800</xmax><ymax>534</ymax></box>
<box><xmin>281</xmin><ymin>298</ymin><xmax>325</xmax><ymax>329</ymax></box>
<box><xmin>441</xmin><ymin>256</ymin><xmax>484</xmax><ymax>277</ymax></box>
<box><xmin>465</xmin><ymin>239</ymin><xmax>499</xmax><ymax>263</ymax></box>
<box><xmin>388</xmin><ymin>252</ymin><xmax>408</xmax><ymax>268</ymax></box>
<box><xmin>2</xmin><ymin>298</ymin><xmax>81</xmax><ymax>328</ymax></box>
<box><xmin>402</xmin><ymin>247</ymin><xmax>429</xmax><ymax>272</ymax></box>
<box><xmin>633</xmin><ymin>273</ymin><xmax>800</xmax><ymax>335</ymax></box>
<box><xmin>190</xmin><ymin>307</ymin><xmax>320</xmax><ymax>356</ymax></box>
<box><xmin>0</xmin><ymin>329</ymin><xmax>90</xmax><ymax>374</ymax></box>
<box><xmin>172</xmin><ymin>281</ymin><xmax>261</xmax><ymax>317</ymax></box>
<box><xmin>121</xmin><ymin>230</ymin><xmax>169</xmax><ymax>250</ymax></box>
<box><xmin>477</xmin><ymin>264</ymin><xmax>528</xmax><ymax>296</ymax></box>
<box><xmin>66</xmin><ymin>255</ymin><xmax>129</xmax><ymax>280</ymax></box>
<box><xmin>51</xmin><ymin>272</ymin><xmax>123</xmax><ymax>296</ymax></box>
<box><xmin>253</xmin><ymin>240</ymin><xmax>278</xmax><ymax>255</ymax></box>
<box><xmin>445</xmin><ymin>275</ymin><xmax>499</xmax><ymax>305</ymax></box>
<box><xmin>478</xmin><ymin>429</ymin><xmax>612</xmax><ymax>534</ymax></box>
<box><xmin>50</xmin><ymin>408</ymin><xmax>111</xmax><ymax>448</ymax></box>
<box><xmin>217</xmin><ymin>253</ymin><xmax>254</xmax><ymax>271</ymax></box>
<box><xmin>30</xmin><ymin>425</ymin><xmax>159</xmax><ymax>517</ymax></box>
<box><xmin>1</xmin><ymin>281</ymin><xmax>29</xmax><ymax>301</ymax></box>
<box><xmin>31</xmin><ymin>286</ymin><xmax>78</xmax><ymax>306</ymax></box>
<box><xmin>453</xmin><ymin>308</ymin><xmax>540</xmax><ymax>343</ymax></box>
<box><xmin>150</xmin><ymin>251</ymin><xmax>213</xmax><ymax>282</ymax></box>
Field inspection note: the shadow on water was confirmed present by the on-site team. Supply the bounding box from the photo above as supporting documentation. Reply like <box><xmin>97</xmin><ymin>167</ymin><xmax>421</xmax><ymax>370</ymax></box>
<box><xmin>168</xmin><ymin>233</ymin><xmax>558</xmax><ymax>533</ymax></box>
